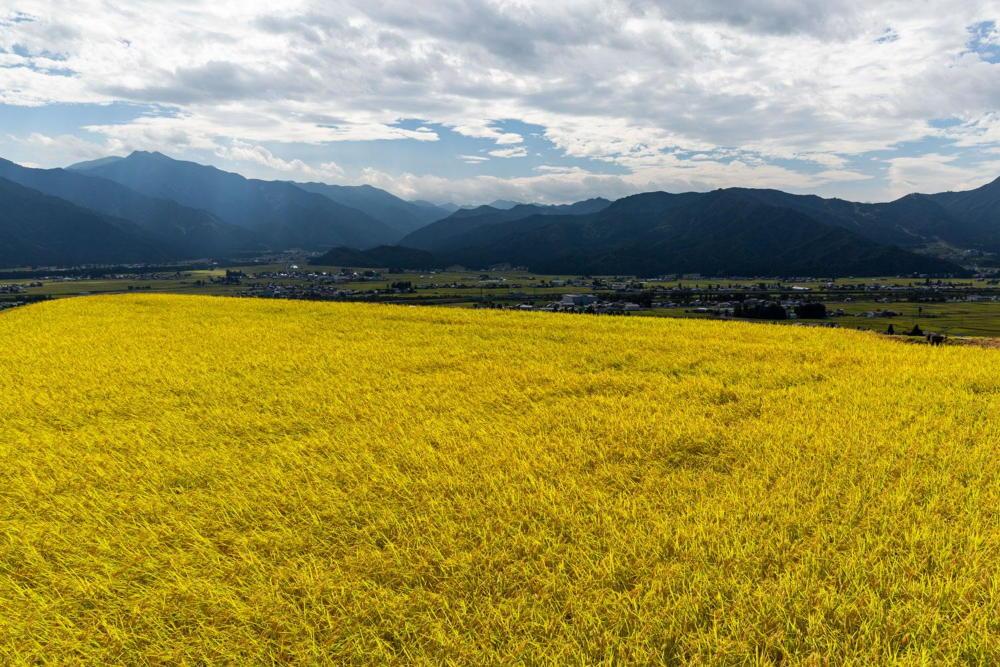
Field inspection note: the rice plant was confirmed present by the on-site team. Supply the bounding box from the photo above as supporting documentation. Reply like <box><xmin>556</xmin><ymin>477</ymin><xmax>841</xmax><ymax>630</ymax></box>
<box><xmin>1</xmin><ymin>294</ymin><xmax>998</xmax><ymax>663</ymax></box>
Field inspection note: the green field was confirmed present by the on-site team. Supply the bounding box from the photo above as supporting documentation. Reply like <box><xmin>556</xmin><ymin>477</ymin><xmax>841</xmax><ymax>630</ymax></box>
<box><xmin>646</xmin><ymin>301</ymin><xmax>1000</xmax><ymax>338</ymax></box>
<box><xmin>8</xmin><ymin>266</ymin><xmax>594</xmax><ymax>300</ymax></box>
<box><xmin>5</xmin><ymin>261</ymin><xmax>1000</xmax><ymax>339</ymax></box>
<box><xmin>832</xmin><ymin>301</ymin><xmax>1000</xmax><ymax>338</ymax></box>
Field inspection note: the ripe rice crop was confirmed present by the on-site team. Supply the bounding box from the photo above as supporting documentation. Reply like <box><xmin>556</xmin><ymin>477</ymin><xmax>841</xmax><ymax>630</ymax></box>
<box><xmin>1</xmin><ymin>294</ymin><xmax>999</xmax><ymax>663</ymax></box>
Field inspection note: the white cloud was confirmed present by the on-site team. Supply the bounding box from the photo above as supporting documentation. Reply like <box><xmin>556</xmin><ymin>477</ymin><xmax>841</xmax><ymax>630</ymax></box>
<box><xmin>813</xmin><ymin>169</ymin><xmax>871</xmax><ymax>182</ymax></box>
<box><xmin>356</xmin><ymin>149</ymin><xmax>887</xmax><ymax>204</ymax></box>
<box><xmin>494</xmin><ymin>133</ymin><xmax>524</xmax><ymax>145</ymax></box>
<box><xmin>450</xmin><ymin>124</ymin><xmax>524</xmax><ymax>147</ymax></box>
<box><xmin>886</xmin><ymin>153</ymin><xmax>1000</xmax><ymax>197</ymax></box>
<box><xmin>215</xmin><ymin>140</ymin><xmax>345</xmax><ymax>180</ymax></box>
<box><xmin>0</xmin><ymin>0</ymin><xmax>998</xmax><ymax>200</ymax></box>
<box><xmin>799</xmin><ymin>152</ymin><xmax>848</xmax><ymax>169</ymax></box>
<box><xmin>12</xmin><ymin>132</ymin><xmax>112</xmax><ymax>164</ymax></box>
<box><xmin>488</xmin><ymin>146</ymin><xmax>528</xmax><ymax>158</ymax></box>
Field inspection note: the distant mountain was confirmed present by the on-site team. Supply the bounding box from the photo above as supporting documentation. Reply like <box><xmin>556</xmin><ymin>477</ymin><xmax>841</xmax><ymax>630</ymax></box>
<box><xmin>401</xmin><ymin>198</ymin><xmax>612</xmax><ymax>252</ymax></box>
<box><xmin>927</xmin><ymin>176</ymin><xmax>1000</xmax><ymax>250</ymax></box>
<box><xmin>65</xmin><ymin>155</ymin><xmax>127</xmax><ymax>171</ymax></box>
<box><xmin>715</xmin><ymin>187</ymin><xmax>984</xmax><ymax>250</ymax></box>
<box><xmin>488</xmin><ymin>199</ymin><xmax>523</xmax><ymax>210</ymax></box>
<box><xmin>310</xmin><ymin>245</ymin><xmax>438</xmax><ymax>270</ymax></box>
<box><xmin>293</xmin><ymin>182</ymin><xmax>448</xmax><ymax>237</ymax></box>
<box><xmin>7</xmin><ymin>149</ymin><xmax>982</xmax><ymax>275</ymax></box>
<box><xmin>0</xmin><ymin>158</ymin><xmax>256</xmax><ymax>258</ymax></box>
<box><xmin>413</xmin><ymin>200</ymin><xmax>460</xmax><ymax>215</ymax></box>
<box><xmin>70</xmin><ymin>152</ymin><xmax>396</xmax><ymax>250</ymax></box>
<box><xmin>0</xmin><ymin>177</ymin><xmax>161</xmax><ymax>267</ymax></box>
<box><xmin>436</xmin><ymin>190</ymin><xmax>966</xmax><ymax>277</ymax></box>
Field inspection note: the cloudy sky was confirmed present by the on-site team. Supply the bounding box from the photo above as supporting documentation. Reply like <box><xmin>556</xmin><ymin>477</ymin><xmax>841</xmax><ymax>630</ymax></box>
<box><xmin>1</xmin><ymin>1</ymin><xmax>999</xmax><ymax>204</ymax></box>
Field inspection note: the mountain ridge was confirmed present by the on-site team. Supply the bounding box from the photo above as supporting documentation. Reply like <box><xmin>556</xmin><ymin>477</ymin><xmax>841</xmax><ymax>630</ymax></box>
<box><xmin>71</xmin><ymin>151</ymin><xmax>397</xmax><ymax>250</ymax></box>
<box><xmin>0</xmin><ymin>150</ymin><xmax>990</xmax><ymax>275</ymax></box>
<box><xmin>0</xmin><ymin>157</ymin><xmax>257</xmax><ymax>258</ymax></box>
<box><xmin>293</xmin><ymin>181</ymin><xmax>450</xmax><ymax>236</ymax></box>
<box><xmin>0</xmin><ymin>176</ymin><xmax>163</xmax><ymax>267</ymax></box>
<box><xmin>432</xmin><ymin>190</ymin><xmax>967</xmax><ymax>277</ymax></box>
<box><xmin>401</xmin><ymin>198</ymin><xmax>613</xmax><ymax>251</ymax></box>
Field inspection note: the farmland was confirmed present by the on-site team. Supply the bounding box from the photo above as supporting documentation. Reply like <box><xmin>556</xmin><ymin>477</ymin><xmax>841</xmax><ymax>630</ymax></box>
<box><xmin>1</xmin><ymin>294</ymin><xmax>999</xmax><ymax>662</ymax></box>
<box><xmin>4</xmin><ymin>259</ymin><xmax>1000</xmax><ymax>339</ymax></box>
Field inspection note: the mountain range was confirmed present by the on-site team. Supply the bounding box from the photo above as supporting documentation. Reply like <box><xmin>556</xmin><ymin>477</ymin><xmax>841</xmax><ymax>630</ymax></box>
<box><xmin>0</xmin><ymin>157</ymin><xmax>257</xmax><ymax>259</ymax></box>
<box><xmin>400</xmin><ymin>199</ymin><xmax>613</xmax><ymax>252</ymax></box>
<box><xmin>68</xmin><ymin>152</ymin><xmax>403</xmax><ymax>250</ymax></box>
<box><xmin>418</xmin><ymin>190</ymin><xmax>964</xmax><ymax>277</ymax></box>
<box><xmin>0</xmin><ymin>149</ymin><xmax>997</xmax><ymax>276</ymax></box>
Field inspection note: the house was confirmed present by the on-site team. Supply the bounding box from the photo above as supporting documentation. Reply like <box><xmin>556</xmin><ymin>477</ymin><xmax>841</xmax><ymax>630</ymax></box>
<box><xmin>560</xmin><ymin>294</ymin><xmax>598</xmax><ymax>307</ymax></box>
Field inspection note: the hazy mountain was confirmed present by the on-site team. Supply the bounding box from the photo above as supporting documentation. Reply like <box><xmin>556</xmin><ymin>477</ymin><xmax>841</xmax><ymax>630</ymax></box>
<box><xmin>0</xmin><ymin>158</ymin><xmax>256</xmax><ymax>258</ymax></box>
<box><xmin>716</xmin><ymin>187</ymin><xmax>982</xmax><ymax>250</ymax></box>
<box><xmin>412</xmin><ymin>200</ymin><xmax>460</xmax><ymax>215</ymax></box>
<box><xmin>488</xmin><ymin>199</ymin><xmax>523</xmax><ymax>210</ymax></box>
<box><xmin>70</xmin><ymin>151</ymin><xmax>396</xmax><ymax>250</ymax></box>
<box><xmin>294</xmin><ymin>182</ymin><xmax>448</xmax><ymax>237</ymax></box>
<box><xmin>437</xmin><ymin>190</ymin><xmax>966</xmax><ymax>277</ymax></box>
<box><xmin>310</xmin><ymin>245</ymin><xmax>438</xmax><ymax>270</ymax></box>
<box><xmin>0</xmin><ymin>177</ymin><xmax>162</xmax><ymax>267</ymax></box>
<box><xmin>927</xmin><ymin>176</ymin><xmax>1000</xmax><ymax>250</ymax></box>
<box><xmin>401</xmin><ymin>198</ymin><xmax>612</xmax><ymax>251</ymax></box>
<box><xmin>65</xmin><ymin>155</ymin><xmax>127</xmax><ymax>171</ymax></box>
<box><xmin>6</xmin><ymin>149</ymin><xmax>981</xmax><ymax>275</ymax></box>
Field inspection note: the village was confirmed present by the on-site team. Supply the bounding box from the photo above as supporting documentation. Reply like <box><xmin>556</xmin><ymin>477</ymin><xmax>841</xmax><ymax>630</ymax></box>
<box><xmin>2</xmin><ymin>258</ymin><xmax>1000</xmax><ymax>338</ymax></box>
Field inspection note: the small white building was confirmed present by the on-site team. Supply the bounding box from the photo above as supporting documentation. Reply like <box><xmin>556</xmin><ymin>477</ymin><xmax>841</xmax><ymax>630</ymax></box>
<box><xmin>560</xmin><ymin>294</ymin><xmax>598</xmax><ymax>307</ymax></box>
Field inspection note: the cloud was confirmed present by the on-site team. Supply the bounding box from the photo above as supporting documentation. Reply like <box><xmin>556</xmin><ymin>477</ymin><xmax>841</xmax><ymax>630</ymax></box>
<box><xmin>15</xmin><ymin>132</ymin><xmax>111</xmax><ymax>162</ymax></box>
<box><xmin>81</xmin><ymin>107</ymin><xmax>440</xmax><ymax>148</ymax></box>
<box><xmin>635</xmin><ymin>0</ymin><xmax>871</xmax><ymax>37</ymax></box>
<box><xmin>886</xmin><ymin>153</ymin><xmax>1000</xmax><ymax>197</ymax></box>
<box><xmin>494</xmin><ymin>133</ymin><xmax>524</xmax><ymax>145</ymax></box>
<box><xmin>215</xmin><ymin>140</ymin><xmax>345</xmax><ymax>180</ymax></box>
<box><xmin>450</xmin><ymin>123</ymin><xmax>523</xmax><ymax>146</ymax></box>
<box><xmin>488</xmin><ymin>146</ymin><xmax>528</xmax><ymax>158</ymax></box>
<box><xmin>0</xmin><ymin>0</ymin><xmax>998</xmax><ymax>201</ymax></box>
<box><xmin>355</xmin><ymin>149</ymin><xmax>885</xmax><ymax>204</ymax></box>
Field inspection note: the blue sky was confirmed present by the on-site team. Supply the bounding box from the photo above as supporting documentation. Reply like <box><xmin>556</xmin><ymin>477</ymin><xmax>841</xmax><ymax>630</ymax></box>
<box><xmin>1</xmin><ymin>2</ymin><xmax>999</xmax><ymax>204</ymax></box>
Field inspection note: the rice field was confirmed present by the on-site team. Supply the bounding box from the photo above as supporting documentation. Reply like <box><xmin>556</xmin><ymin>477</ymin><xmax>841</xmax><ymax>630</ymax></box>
<box><xmin>1</xmin><ymin>294</ymin><xmax>999</xmax><ymax>663</ymax></box>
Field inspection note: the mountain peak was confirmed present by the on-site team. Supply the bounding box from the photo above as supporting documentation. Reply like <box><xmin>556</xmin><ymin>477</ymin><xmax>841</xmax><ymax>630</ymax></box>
<box><xmin>127</xmin><ymin>150</ymin><xmax>171</xmax><ymax>161</ymax></box>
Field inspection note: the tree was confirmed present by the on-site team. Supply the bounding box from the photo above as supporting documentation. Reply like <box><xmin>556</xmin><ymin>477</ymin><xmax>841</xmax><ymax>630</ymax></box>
<box><xmin>794</xmin><ymin>302</ymin><xmax>827</xmax><ymax>319</ymax></box>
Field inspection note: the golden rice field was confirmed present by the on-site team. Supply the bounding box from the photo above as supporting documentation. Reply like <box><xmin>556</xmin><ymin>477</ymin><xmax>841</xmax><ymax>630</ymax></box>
<box><xmin>2</xmin><ymin>294</ymin><xmax>999</xmax><ymax>664</ymax></box>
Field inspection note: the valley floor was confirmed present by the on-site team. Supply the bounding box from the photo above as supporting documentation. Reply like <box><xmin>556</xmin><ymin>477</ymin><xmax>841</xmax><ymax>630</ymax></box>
<box><xmin>1</xmin><ymin>295</ymin><xmax>999</xmax><ymax>662</ymax></box>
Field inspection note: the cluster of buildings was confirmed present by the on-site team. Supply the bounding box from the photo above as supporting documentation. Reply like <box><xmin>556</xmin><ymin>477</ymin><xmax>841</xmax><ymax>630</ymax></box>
<box><xmin>239</xmin><ymin>283</ymin><xmax>410</xmax><ymax>301</ymax></box>
<box><xmin>0</xmin><ymin>283</ymin><xmax>40</xmax><ymax>312</ymax></box>
<box><xmin>680</xmin><ymin>297</ymin><xmax>827</xmax><ymax>319</ymax></box>
<box><xmin>216</xmin><ymin>268</ymin><xmax>381</xmax><ymax>286</ymax></box>
<box><xmin>482</xmin><ymin>294</ymin><xmax>645</xmax><ymax>315</ymax></box>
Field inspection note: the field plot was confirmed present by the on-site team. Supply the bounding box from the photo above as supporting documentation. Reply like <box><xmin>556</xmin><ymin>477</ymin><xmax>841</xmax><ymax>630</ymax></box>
<box><xmin>834</xmin><ymin>300</ymin><xmax>1000</xmax><ymax>338</ymax></box>
<box><xmin>2</xmin><ymin>295</ymin><xmax>999</xmax><ymax>663</ymax></box>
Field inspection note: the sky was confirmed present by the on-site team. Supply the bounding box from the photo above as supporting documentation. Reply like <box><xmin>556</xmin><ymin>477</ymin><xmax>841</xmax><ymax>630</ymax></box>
<box><xmin>1</xmin><ymin>1</ymin><xmax>999</xmax><ymax>205</ymax></box>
